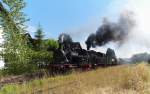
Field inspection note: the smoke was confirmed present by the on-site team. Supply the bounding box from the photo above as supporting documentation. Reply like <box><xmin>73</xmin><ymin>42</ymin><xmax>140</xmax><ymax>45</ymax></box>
<box><xmin>115</xmin><ymin>0</ymin><xmax>150</xmax><ymax>58</ymax></box>
<box><xmin>86</xmin><ymin>11</ymin><xmax>135</xmax><ymax>50</ymax></box>
<box><xmin>84</xmin><ymin>0</ymin><xmax>150</xmax><ymax>58</ymax></box>
<box><xmin>58</xmin><ymin>33</ymin><xmax>73</xmax><ymax>43</ymax></box>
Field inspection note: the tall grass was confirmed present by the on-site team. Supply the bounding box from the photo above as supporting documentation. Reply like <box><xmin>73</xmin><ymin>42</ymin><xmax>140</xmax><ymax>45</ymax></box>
<box><xmin>0</xmin><ymin>63</ymin><xmax>150</xmax><ymax>94</ymax></box>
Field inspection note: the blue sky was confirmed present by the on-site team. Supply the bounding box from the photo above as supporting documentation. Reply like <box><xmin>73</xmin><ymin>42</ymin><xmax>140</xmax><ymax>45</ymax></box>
<box><xmin>24</xmin><ymin>0</ymin><xmax>117</xmax><ymax>39</ymax></box>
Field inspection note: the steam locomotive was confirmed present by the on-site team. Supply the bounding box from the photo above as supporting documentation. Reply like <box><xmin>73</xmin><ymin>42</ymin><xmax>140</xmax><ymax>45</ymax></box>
<box><xmin>47</xmin><ymin>41</ymin><xmax>118</xmax><ymax>72</ymax></box>
<box><xmin>25</xmin><ymin>33</ymin><xmax>118</xmax><ymax>73</ymax></box>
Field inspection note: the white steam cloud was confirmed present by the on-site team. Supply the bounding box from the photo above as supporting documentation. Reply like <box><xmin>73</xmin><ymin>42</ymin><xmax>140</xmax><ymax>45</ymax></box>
<box><xmin>116</xmin><ymin>0</ymin><xmax>150</xmax><ymax>58</ymax></box>
<box><xmin>90</xmin><ymin>0</ymin><xmax>150</xmax><ymax>58</ymax></box>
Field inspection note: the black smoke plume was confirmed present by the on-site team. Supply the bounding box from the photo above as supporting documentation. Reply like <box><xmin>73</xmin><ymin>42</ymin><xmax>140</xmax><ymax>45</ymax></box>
<box><xmin>86</xmin><ymin>11</ymin><xmax>135</xmax><ymax>50</ymax></box>
<box><xmin>58</xmin><ymin>33</ymin><xmax>72</xmax><ymax>43</ymax></box>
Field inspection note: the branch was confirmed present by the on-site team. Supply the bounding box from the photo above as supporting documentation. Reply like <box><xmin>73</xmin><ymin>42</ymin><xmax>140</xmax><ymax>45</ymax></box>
<box><xmin>0</xmin><ymin>2</ymin><xmax>19</xmax><ymax>32</ymax></box>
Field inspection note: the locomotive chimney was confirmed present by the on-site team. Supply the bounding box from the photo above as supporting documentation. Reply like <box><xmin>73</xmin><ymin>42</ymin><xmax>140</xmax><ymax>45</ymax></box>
<box><xmin>87</xmin><ymin>45</ymin><xmax>90</xmax><ymax>50</ymax></box>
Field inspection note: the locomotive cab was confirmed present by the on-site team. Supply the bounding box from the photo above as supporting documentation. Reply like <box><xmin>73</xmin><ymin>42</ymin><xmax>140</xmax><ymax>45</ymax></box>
<box><xmin>106</xmin><ymin>48</ymin><xmax>117</xmax><ymax>65</ymax></box>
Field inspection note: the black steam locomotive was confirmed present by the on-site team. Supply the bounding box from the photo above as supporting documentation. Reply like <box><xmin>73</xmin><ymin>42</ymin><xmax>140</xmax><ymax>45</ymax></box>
<box><xmin>48</xmin><ymin>40</ymin><xmax>118</xmax><ymax>72</ymax></box>
<box><xmin>25</xmin><ymin>33</ymin><xmax>118</xmax><ymax>72</ymax></box>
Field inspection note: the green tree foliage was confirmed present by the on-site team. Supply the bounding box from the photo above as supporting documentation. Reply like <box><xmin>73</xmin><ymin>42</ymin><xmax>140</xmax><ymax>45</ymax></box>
<box><xmin>0</xmin><ymin>0</ymin><xmax>49</xmax><ymax>74</ymax></box>
<box><xmin>45</xmin><ymin>39</ymin><xmax>59</xmax><ymax>51</ymax></box>
<box><xmin>0</xmin><ymin>0</ymin><xmax>38</xmax><ymax>74</ymax></box>
<box><xmin>29</xmin><ymin>50</ymin><xmax>53</xmax><ymax>69</ymax></box>
<box><xmin>31</xmin><ymin>25</ymin><xmax>54</xmax><ymax>67</ymax></box>
<box><xmin>34</xmin><ymin>24</ymin><xmax>44</xmax><ymax>51</ymax></box>
<box><xmin>0</xmin><ymin>0</ymin><xmax>56</xmax><ymax>75</ymax></box>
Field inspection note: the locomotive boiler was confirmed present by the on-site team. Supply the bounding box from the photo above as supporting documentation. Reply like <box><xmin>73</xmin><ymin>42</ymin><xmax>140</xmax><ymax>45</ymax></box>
<box><xmin>48</xmin><ymin>40</ymin><xmax>118</xmax><ymax>72</ymax></box>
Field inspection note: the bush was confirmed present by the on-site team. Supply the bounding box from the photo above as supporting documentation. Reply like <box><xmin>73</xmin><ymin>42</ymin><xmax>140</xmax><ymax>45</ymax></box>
<box><xmin>45</xmin><ymin>39</ymin><xmax>59</xmax><ymax>50</ymax></box>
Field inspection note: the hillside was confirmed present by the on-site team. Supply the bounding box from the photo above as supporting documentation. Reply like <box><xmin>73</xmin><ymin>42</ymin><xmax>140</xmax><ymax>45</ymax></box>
<box><xmin>0</xmin><ymin>63</ymin><xmax>150</xmax><ymax>94</ymax></box>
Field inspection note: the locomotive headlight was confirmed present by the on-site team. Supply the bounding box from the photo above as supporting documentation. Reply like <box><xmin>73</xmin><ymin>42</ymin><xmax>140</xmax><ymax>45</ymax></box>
<box><xmin>112</xmin><ymin>59</ymin><xmax>115</xmax><ymax>62</ymax></box>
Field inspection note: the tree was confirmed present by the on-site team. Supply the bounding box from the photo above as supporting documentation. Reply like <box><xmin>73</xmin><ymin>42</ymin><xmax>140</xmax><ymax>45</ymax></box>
<box><xmin>0</xmin><ymin>0</ymin><xmax>36</xmax><ymax>74</ymax></box>
<box><xmin>0</xmin><ymin>0</ymin><xmax>55</xmax><ymax>74</ymax></box>
<box><xmin>27</xmin><ymin>26</ymin><xmax>54</xmax><ymax>69</ymax></box>
<box><xmin>45</xmin><ymin>39</ymin><xmax>59</xmax><ymax>51</ymax></box>
<box><xmin>34</xmin><ymin>24</ymin><xmax>44</xmax><ymax>51</ymax></box>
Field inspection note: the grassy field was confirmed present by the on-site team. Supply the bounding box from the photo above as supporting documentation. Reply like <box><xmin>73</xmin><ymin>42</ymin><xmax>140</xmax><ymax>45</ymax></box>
<box><xmin>0</xmin><ymin>63</ymin><xmax>150</xmax><ymax>94</ymax></box>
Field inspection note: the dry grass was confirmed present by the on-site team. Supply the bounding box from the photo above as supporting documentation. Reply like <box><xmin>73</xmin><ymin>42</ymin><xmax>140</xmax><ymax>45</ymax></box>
<box><xmin>0</xmin><ymin>63</ymin><xmax>150</xmax><ymax>94</ymax></box>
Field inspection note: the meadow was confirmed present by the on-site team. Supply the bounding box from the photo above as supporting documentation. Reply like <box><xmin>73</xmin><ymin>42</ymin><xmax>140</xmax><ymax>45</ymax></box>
<box><xmin>0</xmin><ymin>63</ymin><xmax>150</xmax><ymax>94</ymax></box>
